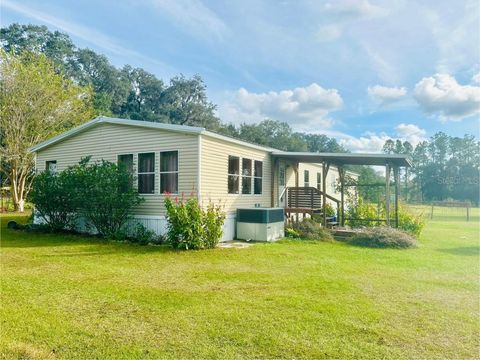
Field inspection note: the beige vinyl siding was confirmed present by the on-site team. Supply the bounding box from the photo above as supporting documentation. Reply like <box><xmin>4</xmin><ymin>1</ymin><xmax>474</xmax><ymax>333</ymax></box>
<box><xmin>200</xmin><ymin>135</ymin><xmax>272</xmax><ymax>214</ymax></box>
<box><xmin>35</xmin><ymin>123</ymin><xmax>199</xmax><ymax>215</ymax></box>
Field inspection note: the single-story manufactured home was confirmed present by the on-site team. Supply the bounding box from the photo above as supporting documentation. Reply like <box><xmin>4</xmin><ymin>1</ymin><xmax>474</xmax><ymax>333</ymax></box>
<box><xmin>31</xmin><ymin>116</ymin><xmax>411</xmax><ymax>241</ymax></box>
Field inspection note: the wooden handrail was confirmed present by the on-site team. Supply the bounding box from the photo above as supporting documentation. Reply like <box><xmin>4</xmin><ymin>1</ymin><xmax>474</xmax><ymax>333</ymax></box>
<box><xmin>287</xmin><ymin>186</ymin><xmax>340</xmax><ymax>205</ymax></box>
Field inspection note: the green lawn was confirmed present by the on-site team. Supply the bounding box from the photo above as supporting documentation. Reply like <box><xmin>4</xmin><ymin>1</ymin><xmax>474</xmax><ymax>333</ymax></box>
<box><xmin>1</xmin><ymin>209</ymin><xmax>479</xmax><ymax>359</ymax></box>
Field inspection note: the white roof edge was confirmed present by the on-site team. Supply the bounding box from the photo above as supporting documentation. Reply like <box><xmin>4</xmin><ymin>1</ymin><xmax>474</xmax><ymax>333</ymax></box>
<box><xmin>30</xmin><ymin>116</ymin><xmax>205</xmax><ymax>153</ymax></box>
<box><xmin>270</xmin><ymin>151</ymin><xmax>409</xmax><ymax>158</ymax></box>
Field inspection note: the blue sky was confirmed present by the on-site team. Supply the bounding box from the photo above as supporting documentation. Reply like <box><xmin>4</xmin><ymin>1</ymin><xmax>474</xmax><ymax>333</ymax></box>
<box><xmin>1</xmin><ymin>0</ymin><xmax>479</xmax><ymax>151</ymax></box>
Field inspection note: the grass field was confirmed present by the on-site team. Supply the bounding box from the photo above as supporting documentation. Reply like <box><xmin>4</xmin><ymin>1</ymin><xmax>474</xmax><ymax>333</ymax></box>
<box><xmin>1</xmin><ymin>208</ymin><xmax>479</xmax><ymax>359</ymax></box>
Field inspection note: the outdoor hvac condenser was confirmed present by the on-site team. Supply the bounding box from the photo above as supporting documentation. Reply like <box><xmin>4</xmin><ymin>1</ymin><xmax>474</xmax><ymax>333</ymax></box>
<box><xmin>236</xmin><ymin>208</ymin><xmax>284</xmax><ymax>242</ymax></box>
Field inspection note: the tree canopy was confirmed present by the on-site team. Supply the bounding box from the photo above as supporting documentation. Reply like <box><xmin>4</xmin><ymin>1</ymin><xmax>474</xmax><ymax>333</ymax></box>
<box><xmin>0</xmin><ymin>49</ymin><xmax>94</xmax><ymax>211</ymax></box>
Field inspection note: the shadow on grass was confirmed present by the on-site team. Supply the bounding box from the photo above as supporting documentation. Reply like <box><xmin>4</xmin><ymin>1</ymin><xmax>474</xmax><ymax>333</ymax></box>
<box><xmin>1</xmin><ymin>228</ymin><xmax>177</xmax><ymax>255</ymax></box>
<box><xmin>437</xmin><ymin>246</ymin><xmax>479</xmax><ymax>256</ymax></box>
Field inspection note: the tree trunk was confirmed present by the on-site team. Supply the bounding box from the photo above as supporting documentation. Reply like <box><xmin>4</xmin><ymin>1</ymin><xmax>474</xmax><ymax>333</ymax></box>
<box><xmin>9</xmin><ymin>163</ymin><xmax>28</xmax><ymax>213</ymax></box>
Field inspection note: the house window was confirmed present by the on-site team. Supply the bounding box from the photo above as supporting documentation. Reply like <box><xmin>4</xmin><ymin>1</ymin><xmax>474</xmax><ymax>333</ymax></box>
<box><xmin>331</xmin><ymin>175</ymin><xmax>337</xmax><ymax>194</ymax></box>
<box><xmin>118</xmin><ymin>154</ymin><xmax>133</xmax><ymax>173</ymax></box>
<box><xmin>317</xmin><ymin>172</ymin><xmax>321</xmax><ymax>190</ymax></box>
<box><xmin>242</xmin><ymin>158</ymin><xmax>252</xmax><ymax>194</ymax></box>
<box><xmin>45</xmin><ymin>160</ymin><xmax>57</xmax><ymax>174</ymax></box>
<box><xmin>254</xmin><ymin>160</ymin><xmax>263</xmax><ymax>194</ymax></box>
<box><xmin>279</xmin><ymin>166</ymin><xmax>286</xmax><ymax>187</ymax></box>
<box><xmin>118</xmin><ymin>154</ymin><xmax>134</xmax><ymax>190</ymax></box>
<box><xmin>228</xmin><ymin>156</ymin><xmax>239</xmax><ymax>194</ymax></box>
<box><xmin>160</xmin><ymin>151</ymin><xmax>178</xmax><ymax>194</ymax></box>
<box><xmin>138</xmin><ymin>153</ymin><xmax>155</xmax><ymax>194</ymax></box>
<box><xmin>304</xmin><ymin>170</ymin><xmax>310</xmax><ymax>187</ymax></box>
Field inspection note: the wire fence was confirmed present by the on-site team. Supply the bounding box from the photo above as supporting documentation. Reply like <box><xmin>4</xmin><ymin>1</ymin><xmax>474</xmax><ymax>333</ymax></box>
<box><xmin>405</xmin><ymin>202</ymin><xmax>478</xmax><ymax>223</ymax></box>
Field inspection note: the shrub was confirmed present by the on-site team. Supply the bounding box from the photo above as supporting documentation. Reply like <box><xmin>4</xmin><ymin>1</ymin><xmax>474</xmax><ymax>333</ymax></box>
<box><xmin>292</xmin><ymin>218</ymin><xmax>333</xmax><ymax>241</ymax></box>
<box><xmin>164</xmin><ymin>196</ymin><xmax>225</xmax><ymax>250</ymax></box>
<box><xmin>345</xmin><ymin>198</ymin><xmax>425</xmax><ymax>237</ymax></box>
<box><xmin>325</xmin><ymin>203</ymin><xmax>336</xmax><ymax>217</ymax></box>
<box><xmin>30</xmin><ymin>169</ymin><xmax>78</xmax><ymax>231</ymax></box>
<box><xmin>68</xmin><ymin>157</ymin><xmax>144</xmax><ymax>237</ymax></box>
<box><xmin>345</xmin><ymin>197</ymin><xmax>379</xmax><ymax>228</ymax></box>
<box><xmin>285</xmin><ymin>227</ymin><xmax>300</xmax><ymax>238</ymax></box>
<box><xmin>130</xmin><ymin>223</ymin><xmax>162</xmax><ymax>245</ymax></box>
<box><xmin>349</xmin><ymin>227</ymin><xmax>417</xmax><ymax>248</ymax></box>
<box><xmin>397</xmin><ymin>204</ymin><xmax>425</xmax><ymax>237</ymax></box>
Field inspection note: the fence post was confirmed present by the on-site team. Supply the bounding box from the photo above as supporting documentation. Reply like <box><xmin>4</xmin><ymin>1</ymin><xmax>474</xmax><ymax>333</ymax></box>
<box><xmin>430</xmin><ymin>203</ymin><xmax>434</xmax><ymax>219</ymax></box>
<box><xmin>467</xmin><ymin>205</ymin><xmax>470</xmax><ymax>222</ymax></box>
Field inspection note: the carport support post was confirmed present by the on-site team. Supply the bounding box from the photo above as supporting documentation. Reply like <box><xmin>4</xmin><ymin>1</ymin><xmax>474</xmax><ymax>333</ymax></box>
<box><xmin>394</xmin><ymin>166</ymin><xmax>400</xmax><ymax>228</ymax></box>
<box><xmin>294</xmin><ymin>162</ymin><xmax>299</xmax><ymax>224</ymax></box>
<box><xmin>322</xmin><ymin>162</ymin><xmax>330</xmax><ymax>228</ymax></box>
<box><xmin>339</xmin><ymin>166</ymin><xmax>345</xmax><ymax>227</ymax></box>
<box><xmin>271</xmin><ymin>158</ymin><xmax>278</xmax><ymax>207</ymax></box>
<box><xmin>385</xmin><ymin>164</ymin><xmax>391</xmax><ymax>226</ymax></box>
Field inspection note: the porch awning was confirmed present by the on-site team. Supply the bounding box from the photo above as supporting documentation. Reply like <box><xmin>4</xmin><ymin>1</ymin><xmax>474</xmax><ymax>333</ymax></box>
<box><xmin>271</xmin><ymin>151</ymin><xmax>412</xmax><ymax>167</ymax></box>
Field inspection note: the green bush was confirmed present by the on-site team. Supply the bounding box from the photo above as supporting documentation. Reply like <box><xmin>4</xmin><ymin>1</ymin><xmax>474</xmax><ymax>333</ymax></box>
<box><xmin>68</xmin><ymin>157</ymin><xmax>144</xmax><ymax>237</ymax></box>
<box><xmin>292</xmin><ymin>218</ymin><xmax>333</xmax><ymax>241</ymax></box>
<box><xmin>325</xmin><ymin>203</ymin><xmax>336</xmax><ymax>217</ymax></box>
<box><xmin>397</xmin><ymin>203</ymin><xmax>425</xmax><ymax>237</ymax></box>
<box><xmin>349</xmin><ymin>227</ymin><xmax>417</xmax><ymax>248</ymax></box>
<box><xmin>345</xmin><ymin>198</ymin><xmax>379</xmax><ymax>228</ymax></box>
<box><xmin>285</xmin><ymin>227</ymin><xmax>300</xmax><ymax>238</ymax></box>
<box><xmin>164</xmin><ymin>197</ymin><xmax>225</xmax><ymax>250</ymax></box>
<box><xmin>130</xmin><ymin>223</ymin><xmax>163</xmax><ymax>245</ymax></box>
<box><xmin>345</xmin><ymin>198</ymin><xmax>425</xmax><ymax>236</ymax></box>
<box><xmin>31</xmin><ymin>157</ymin><xmax>143</xmax><ymax>237</ymax></box>
<box><xmin>30</xmin><ymin>170</ymin><xmax>77</xmax><ymax>231</ymax></box>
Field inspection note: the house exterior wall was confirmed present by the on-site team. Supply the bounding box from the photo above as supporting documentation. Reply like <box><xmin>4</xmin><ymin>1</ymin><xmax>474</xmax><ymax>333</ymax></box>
<box><xmin>199</xmin><ymin>135</ymin><xmax>272</xmax><ymax>215</ymax></box>
<box><xmin>35</xmin><ymin>122</ymin><xmax>199</xmax><ymax>216</ymax></box>
<box><xmin>283</xmin><ymin>163</ymin><xmax>358</xmax><ymax>209</ymax></box>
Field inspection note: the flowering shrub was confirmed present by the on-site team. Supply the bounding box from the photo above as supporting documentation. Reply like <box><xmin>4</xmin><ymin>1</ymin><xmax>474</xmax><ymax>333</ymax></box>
<box><xmin>164</xmin><ymin>196</ymin><xmax>225</xmax><ymax>250</ymax></box>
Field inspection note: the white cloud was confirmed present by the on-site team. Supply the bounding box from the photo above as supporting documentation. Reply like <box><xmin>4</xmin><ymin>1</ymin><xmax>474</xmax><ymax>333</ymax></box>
<box><xmin>148</xmin><ymin>0</ymin><xmax>229</xmax><ymax>42</ymax></box>
<box><xmin>339</xmin><ymin>123</ymin><xmax>427</xmax><ymax>153</ymax></box>
<box><xmin>395</xmin><ymin>123</ymin><xmax>426</xmax><ymax>146</ymax></box>
<box><xmin>413</xmin><ymin>73</ymin><xmax>480</xmax><ymax>120</ymax></box>
<box><xmin>219</xmin><ymin>83</ymin><xmax>343</xmax><ymax>130</ymax></box>
<box><xmin>368</xmin><ymin>85</ymin><xmax>407</xmax><ymax>105</ymax></box>
<box><xmin>339</xmin><ymin>132</ymin><xmax>391</xmax><ymax>153</ymax></box>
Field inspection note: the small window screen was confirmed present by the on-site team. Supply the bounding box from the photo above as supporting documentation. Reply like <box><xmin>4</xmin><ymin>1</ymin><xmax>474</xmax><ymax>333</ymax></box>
<box><xmin>45</xmin><ymin>160</ymin><xmax>57</xmax><ymax>174</ymax></box>
<box><xmin>228</xmin><ymin>156</ymin><xmax>240</xmax><ymax>194</ymax></box>
<box><xmin>160</xmin><ymin>151</ymin><xmax>178</xmax><ymax>194</ymax></box>
<box><xmin>138</xmin><ymin>153</ymin><xmax>155</xmax><ymax>194</ymax></box>
<box><xmin>242</xmin><ymin>158</ymin><xmax>252</xmax><ymax>194</ymax></box>
<box><xmin>304</xmin><ymin>170</ymin><xmax>309</xmax><ymax>187</ymax></box>
<box><xmin>118</xmin><ymin>154</ymin><xmax>133</xmax><ymax>173</ymax></box>
<box><xmin>254</xmin><ymin>160</ymin><xmax>263</xmax><ymax>194</ymax></box>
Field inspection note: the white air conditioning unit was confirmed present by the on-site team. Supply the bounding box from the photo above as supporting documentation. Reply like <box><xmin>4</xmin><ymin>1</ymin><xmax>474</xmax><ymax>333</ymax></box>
<box><xmin>236</xmin><ymin>208</ymin><xmax>284</xmax><ymax>242</ymax></box>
